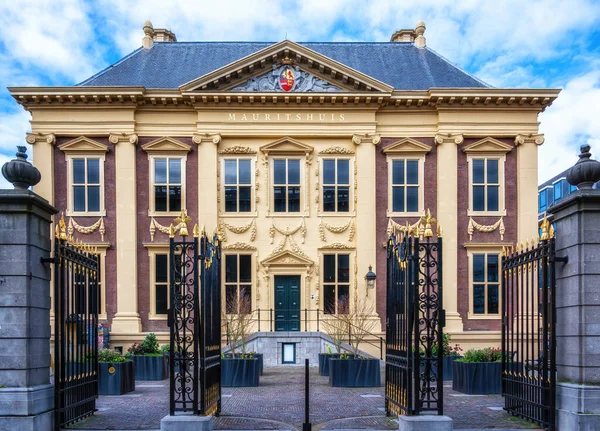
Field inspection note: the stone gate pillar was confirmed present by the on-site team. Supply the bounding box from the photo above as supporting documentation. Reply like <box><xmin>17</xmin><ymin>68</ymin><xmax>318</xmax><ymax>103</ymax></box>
<box><xmin>548</xmin><ymin>145</ymin><xmax>600</xmax><ymax>430</ymax></box>
<box><xmin>0</xmin><ymin>147</ymin><xmax>57</xmax><ymax>430</ymax></box>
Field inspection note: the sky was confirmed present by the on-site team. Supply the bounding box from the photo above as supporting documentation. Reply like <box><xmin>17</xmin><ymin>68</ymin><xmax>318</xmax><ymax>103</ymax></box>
<box><xmin>1</xmin><ymin>0</ymin><xmax>600</xmax><ymax>189</ymax></box>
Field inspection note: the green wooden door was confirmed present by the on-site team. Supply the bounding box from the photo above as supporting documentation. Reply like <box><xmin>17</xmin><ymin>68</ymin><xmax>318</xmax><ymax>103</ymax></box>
<box><xmin>274</xmin><ymin>275</ymin><xmax>301</xmax><ymax>331</ymax></box>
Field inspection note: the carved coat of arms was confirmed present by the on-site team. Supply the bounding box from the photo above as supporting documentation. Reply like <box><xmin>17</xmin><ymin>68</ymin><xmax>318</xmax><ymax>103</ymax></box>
<box><xmin>279</xmin><ymin>67</ymin><xmax>295</xmax><ymax>91</ymax></box>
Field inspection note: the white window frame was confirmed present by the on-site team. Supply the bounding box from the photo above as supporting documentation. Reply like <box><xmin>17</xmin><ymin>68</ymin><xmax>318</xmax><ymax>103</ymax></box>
<box><xmin>223</xmin><ymin>253</ymin><xmax>254</xmax><ymax>315</ymax></box>
<box><xmin>66</xmin><ymin>154</ymin><xmax>106</xmax><ymax>217</ymax></box>
<box><xmin>319</xmin><ymin>157</ymin><xmax>353</xmax><ymax>215</ymax></box>
<box><xmin>270</xmin><ymin>156</ymin><xmax>305</xmax><ymax>216</ymax></box>
<box><xmin>466</xmin><ymin>246</ymin><xmax>503</xmax><ymax>320</ymax></box>
<box><xmin>220</xmin><ymin>157</ymin><xmax>256</xmax><ymax>216</ymax></box>
<box><xmin>147</xmin><ymin>245</ymin><xmax>170</xmax><ymax>320</ymax></box>
<box><xmin>148</xmin><ymin>154</ymin><xmax>187</xmax><ymax>217</ymax></box>
<box><xmin>321</xmin><ymin>252</ymin><xmax>352</xmax><ymax>315</ymax></box>
<box><xmin>386</xmin><ymin>155</ymin><xmax>425</xmax><ymax>217</ymax></box>
<box><xmin>467</xmin><ymin>154</ymin><xmax>506</xmax><ymax>217</ymax></box>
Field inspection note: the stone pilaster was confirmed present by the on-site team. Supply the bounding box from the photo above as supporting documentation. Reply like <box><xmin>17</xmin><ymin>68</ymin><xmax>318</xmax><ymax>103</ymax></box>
<box><xmin>549</xmin><ymin>189</ymin><xmax>600</xmax><ymax>430</ymax></box>
<box><xmin>434</xmin><ymin>133</ymin><xmax>463</xmax><ymax>332</ymax></box>
<box><xmin>514</xmin><ymin>134</ymin><xmax>544</xmax><ymax>242</ymax></box>
<box><xmin>0</xmin><ymin>189</ymin><xmax>57</xmax><ymax>430</ymax></box>
<box><xmin>25</xmin><ymin>133</ymin><xmax>55</xmax><ymax>205</ymax></box>
<box><xmin>109</xmin><ymin>133</ymin><xmax>141</xmax><ymax>333</ymax></box>
<box><xmin>194</xmin><ymin>133</ymin><xmax>221</xmax><ymax>234</ymax></box>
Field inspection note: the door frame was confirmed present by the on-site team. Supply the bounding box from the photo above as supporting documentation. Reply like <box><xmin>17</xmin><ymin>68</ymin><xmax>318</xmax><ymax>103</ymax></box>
<box><xmin>274</xmin><ymin>274</ymin><xmax>302</xmax><ymax>331</ymax></box>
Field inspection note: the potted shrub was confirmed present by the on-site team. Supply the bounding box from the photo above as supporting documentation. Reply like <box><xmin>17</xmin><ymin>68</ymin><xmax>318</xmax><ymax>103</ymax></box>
<box><xmin>452</xmin><ymin>347</ymin><xmax>503</xmax><ymax>394</ymax></box>
<box><xmin>320</xmin><ymin>306</ymin><xmax>346</xmax><ymax>376</ymax></box>
<box><xmin>98</xmin><ymin>348</ymin><xmax>135</xmax><ymax>395</ymax></box>
<box><xmin>318</xmin><ymin>344</ymin><xmax>341</xmax><ymax>377</ymax></box>
<box><xmin>127</xmin><ymin>333</ymin><xmax>168</xmax><ymax>381</ymax></box>
<box><xmin>421</xmin><ymin>334</ymin><xmax>463</xmax><ymax>381</ymax></box>
<box><xmin>328</xmin><ymin>298</ymin><xmax>381</xmax><ymax>387</ymax></box>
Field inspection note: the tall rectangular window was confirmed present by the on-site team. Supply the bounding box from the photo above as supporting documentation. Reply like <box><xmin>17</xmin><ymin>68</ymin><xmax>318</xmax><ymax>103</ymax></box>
<box><xmin>539</xmin><ymin>189</ymin><xmax>547</xmax><ymax>213</ymax></box>
<box><xmin>472</xmin><ymin>158</ymin><xmax>499</xmax><ymax>212</ymax></box>
<box><xmin>391</xmin><ymin>159</ymin><xmax>419</xmax><ymax>213</ymax></box>
<box><xmin>154</xmin><ymin>157</ymin><xmax>182</xmax><ymax>213</ymax></box>
<box><xmin>322</xmin><ymin>159</ymin><xmax>350</xmax><ymax>212</ymax></box>
<box><xmin>472</xmin><ymin>253</ymin><xmax>500</xmax><ymax>315</ymax></box>
<box><xmin>273</xmin><ymin>159</ymin><xmax>301</xmax><ymax>212</ymax></box>
<box><xmin>224</xmin><ymin>159</ymin><xmax>252</xmax><ymax>212</ymax></box>
<box><xmin>72</xmin><ymin>158</ymin><xmax>101</xmax><ymax>213</ymax></box>
<box><xmin>323</xmin><ymin>254</ymin><xmax>350</xmax><ymax>315</ymax></box>
<box><xmin>224</xmin><ymin>254</ymin><xmax>252</xmax><ymax>314</ymax></box>
<box><xmin>154</xmin><ymin>254</ymin><xmax>169</xmax><ymax>316</ymax></box>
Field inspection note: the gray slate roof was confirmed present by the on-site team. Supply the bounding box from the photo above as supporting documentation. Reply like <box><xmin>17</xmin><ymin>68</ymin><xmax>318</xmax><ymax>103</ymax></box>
<box><xmin>78</xmin><ymin>41</ymin><xmax>489</xmax><ymax>90</ymax></box>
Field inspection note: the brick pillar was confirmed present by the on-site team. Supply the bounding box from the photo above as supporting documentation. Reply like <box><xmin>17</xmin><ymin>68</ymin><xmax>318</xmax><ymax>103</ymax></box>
<box><xmin>549</xmin><ymin>188</ymin><xmax>600</xmax><ymax>429</ymax></box>
<box><xmin>0</xmin><ymin>188</ymin><xmax>57</xmax><ymax>430</ymax></box>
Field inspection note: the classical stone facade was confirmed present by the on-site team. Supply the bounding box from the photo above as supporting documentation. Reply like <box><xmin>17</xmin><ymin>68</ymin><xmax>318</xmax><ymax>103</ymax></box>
<box><xmin>9</xmin><ymin>21</ymin><xmax>559</xmax><ymax>350</ymax></box>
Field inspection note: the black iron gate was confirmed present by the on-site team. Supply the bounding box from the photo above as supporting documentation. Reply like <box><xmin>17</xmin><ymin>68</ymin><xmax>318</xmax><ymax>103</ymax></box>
<box><xmin>502</xmin><ymin>216</ymin><xmax>558</xmax><ymax>430</ymax></box>
<box><xmin>385</xmin><ymin>212</ymin><xmax>444</xmax><ymax>416</ymax></box>
<box><xmin>169</xmin><ymin>213</ymin><xmax>222</xmax><ymax>416</ymax></box>
<box><xmin>51</xmin><ymin>216</ymin><xmax>100</xmax><ymax>430</ymax></box>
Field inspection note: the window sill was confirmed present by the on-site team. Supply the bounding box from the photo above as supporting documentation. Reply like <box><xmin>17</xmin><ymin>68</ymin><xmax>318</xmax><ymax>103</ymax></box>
<box><xmin>148</xmin><ymin>211</ymin><xmax>185</xmax><ymax>218</ymax></box>
<box><xmin>317</xmin><ymin>211</ymin><xmax>355</xmax><ymax>218</ymax></box>
<box><xmin>219</xmin><ymin>211</ymin><xmax>258</xmax><ymax>218</ymax></box>
<box><xmin>66</xmin><ymin>210</ymin><xmax>106</xmax><ymax>217</ymax></box>
<box><xmin>387</xmin><ymin>211</ymin><xmax>425</xmax><ymax>218</ymax></box>
<box><xmin>467</xmin><ymin>210</ymin><xmax>507</xmax><ymax>217</ymax></box>
<box><xmin>467</xmin><ymin>313</ymin><xmax>502</xmax><ymax>320</ymax></box>
<box><xmin>266</xmin><ymin>211</ymin><xmax>309</xmax><ymax>218</ymax></box>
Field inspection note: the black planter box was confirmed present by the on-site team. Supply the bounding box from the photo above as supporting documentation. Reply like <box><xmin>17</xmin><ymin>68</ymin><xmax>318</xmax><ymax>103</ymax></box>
<box><xmin>221</xmin><ymin>358</ymin><xmax>260</xmax><ymax>387</ymax></box>
<box><xmin>329</xmin><ymin>358</ymin><xmax>381</xmax><ymax>387</ymax></box>
<box><xmin>224</xmin><ymin>353</ymin><xmax>263</xmax><ymax>375</ymax></box>
<box><xmin>452</xmin><ymin>361</ymin><xmax>502</xmax><ymax>394</ymax></box>
<box><xmin>318</xmin><ymin>353</ymin><xmax>341</xmax><ymax>376</ymax></box>
<box><xmin>130</xmin><ymin>355</ymin><xmax>168</xmax><ymax>381</ymax></box>
<box><xmin>99</xmin><ymin>361</ymin><xmax>135</xmax><ymax>395</ymax></box>
<box><xmin>420</xmin><ymin>356</ymin><xmax>462</xmax><ymax>381</ymax></box>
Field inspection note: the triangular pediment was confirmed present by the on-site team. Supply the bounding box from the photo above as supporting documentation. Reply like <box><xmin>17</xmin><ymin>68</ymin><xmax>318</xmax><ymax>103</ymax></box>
<box><xmin>141</xmin><ymin>137</ymin><xmax>191</xmax><ymax>153</ymax></box>
<box><xmin>462</xmin><ymin>137</ymin><xmax>513</xmax><ymax>154</ymax></box>
<box><xmin>383</xmin><ymin>138</ymin><xmax>432</xmax><ymax>154</ymax></box>
<box><xmin>260</xmin><ymin>137</ymin><xmax>313</xmax><ymax>154</ymax></box>
<box><xmin>59</xmin><ymin>136</ymin><xmax>109</xmax><ymax>153</ymax></box>
<box><xmin>261</xmin><ymin>249</ymin><xmax>314</xmax><ymax>267</ymax></box>
<box><xmin>180</xmin><ymin>40</ymin><xmax>393</xmax><ymax>93</ymax></box>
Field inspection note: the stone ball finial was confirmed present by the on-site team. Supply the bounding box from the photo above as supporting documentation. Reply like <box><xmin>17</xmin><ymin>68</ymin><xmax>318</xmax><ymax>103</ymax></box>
<box><xmin>416</xmin><ymin>20</ymin><xmax>426</xmax><ymax>34</ymax></box>
<box><xmin>2</xmin><ymin>146</ymin><xmax>41</xmax><ymax>190</ymax></box>
<box><xmin>143</xmin><ymin>20</ymin><xmax>154</xmax><ymax>35</ymax></box>
<box><xmin>566</xmin><ymin>144</ymin><xmax>600</xmax><ymax>190</ymax></box>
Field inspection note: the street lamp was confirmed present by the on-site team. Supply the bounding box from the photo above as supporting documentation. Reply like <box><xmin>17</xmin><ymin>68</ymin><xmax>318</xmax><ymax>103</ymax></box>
<box><xmin>365</xmin><ymin>265</ymin><xmax>377</xmax><ymax>296</ymax></box>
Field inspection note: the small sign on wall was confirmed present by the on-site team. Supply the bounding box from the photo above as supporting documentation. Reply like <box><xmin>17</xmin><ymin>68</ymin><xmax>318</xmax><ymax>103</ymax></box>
<box><xmin>282</xmin><ymin>343</ymin><xmax>296</xmax><ymax>364</ymax></box>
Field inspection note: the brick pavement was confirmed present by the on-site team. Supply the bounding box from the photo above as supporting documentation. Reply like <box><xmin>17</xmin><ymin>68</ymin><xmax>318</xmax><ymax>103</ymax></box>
<box><xmin>67</xmin><ymin>367</ymin><xmax>539</xmax><ymax>430</ymax></box>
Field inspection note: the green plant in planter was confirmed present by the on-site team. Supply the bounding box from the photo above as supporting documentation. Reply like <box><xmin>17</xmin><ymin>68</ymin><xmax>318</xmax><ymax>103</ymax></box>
<box><xmin>432</xmin><ymin>333</ymin><xmax>463</xmax><ymax>357</ymax></box>
<box><xmin>127</xmin><ymin>333</ymin><xmax>162</xmax><ymax>356</ymax></box>
<box><xmin>98</xmin><ymin>348</ymin><xmax>130</xmax><ymax>363</ymax></box>
<box><xmin>457</xmin><ymin>347</ymin><xmax>502</xmax><ymax>363</ymax></box>
<box><xmin>160</xmin><ymin>344</ymin><xmax>170</xmax><ymax>354</ymax></box>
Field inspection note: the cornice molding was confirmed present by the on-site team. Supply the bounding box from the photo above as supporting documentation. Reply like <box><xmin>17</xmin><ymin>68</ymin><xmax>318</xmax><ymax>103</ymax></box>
<box><xmin>109</xmin><ymin>133</ymin><xmax>138</xmax><ymax>145</ymax></box>
<box><xmin>382</xmin><ymin>138</ymin><xmax>432</xmax><ymax>154</ymax></box>
<box><xmin>59</xmin><ymin>136</ymin><xmax>109</xmax><ymax>153</ymax></box>
<box><xmin>318</xmin><ymin>146</ymin><xmax>355</xmax><ymax>155</ymax></box>
<box><xmin>141</xmin><ymin>136</ymin><xmax>191</xmax><ymax>153</ymax></box>
<box><xmin>352</xmin><ymin>133</ymin><xmax>380</xmax><ymax>145</ymax></box>
<box><xmin>462</xmin><ymin>137</ymin><xmax>512</xmax><ymax>154</ymax></box>
<box><xmin>193</xmin><ymin>133</ymin><xmax>221</xmax><ymax>145</ymax></box>
<box><xmin>514</xmin><ymin>134</ymin><xmax>545</xmax><ymax>146</ymax></box>
<box><xmin>25</xmin><ymin>132</ymin><xmax>55</xmax><ymax>145</ymax></box>
<box><xmin>435</xmin><ymin>133</ymin><xmax>464</xmax><ymax>145</ymax></box>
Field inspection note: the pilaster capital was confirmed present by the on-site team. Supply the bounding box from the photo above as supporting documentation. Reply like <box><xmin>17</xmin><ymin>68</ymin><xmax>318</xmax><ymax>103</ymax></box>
<box><xmin>514</xmin><ymin>133</ymin><xmax>544</xmax><ymax>146</ymax></box>
<box><xmin>435</xmin><ymin>133</ymin><xmax>463</xmax><ymax>145</ymax></box>
<box><xmin>352</xmin><ymin>133</ymin><xmax>380</xmax><ymax>146</ymax></box>
<box><xmin>109</xmin><ymin>133</ymin><xmax>138</xmax><ymax>145</ymax></box>
<box><xmin>193</xmin><ymin>133</ymin><xmax>221</xmax><ymax>145</ymax></box>
<box><xmin>25</xmin><ymin>132</ymin><xmax>55</xmax><ymax>145</ymax></box>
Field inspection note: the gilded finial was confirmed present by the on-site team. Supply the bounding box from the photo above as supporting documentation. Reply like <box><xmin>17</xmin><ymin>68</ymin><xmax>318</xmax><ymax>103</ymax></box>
<box><xmin>57</xmin><ymin>213</ymin><xmax>68</xmax><ymax>241</ymax></box>
<box><xmin>539</xmin><ymin>213</ymin><xmax>550</xmax><ymax>241</ymax></box>
<box><xmin>201</xmin><ymin>224</ymin><xmax>206</xmax><ymax>237</ymax></box>
<box><xmin>549</xmin><ymin>223</ymin><xmax>555</xmax><ymax>239</ymax></box>
<box><xmin>501</xmin><ymin>246</ymin><xmax>506</xmax><ymax>257</ymax></box>
<box><xmin>436</xmin><ymin>224</ymin><xmax>443</xmax><ymax>238</ymax></box>
<box><xmin>168</xmin><ymin>223</ymin><xmax>175</xmax><ymax>238</ymax></box>
<box><xmin>193</xmin><ymin>224</ymin><xmax>200</xmax><ymax>238</ymax></box>
<box><xmin>420</xmin><ymin>208</ymin><xmax>436</xmax><ymax>238</ymax></box>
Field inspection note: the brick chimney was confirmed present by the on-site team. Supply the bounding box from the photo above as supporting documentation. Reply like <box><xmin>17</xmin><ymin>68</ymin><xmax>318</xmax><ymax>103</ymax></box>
<box><xmin>142</xmin><ymin>21</ymin><xmax>177</xmax><ymax>49</ymax></box>
<box><xmin>390</xmin><ymin>20</ymin><xmax>426</xmax><ymax>48</ymax></box>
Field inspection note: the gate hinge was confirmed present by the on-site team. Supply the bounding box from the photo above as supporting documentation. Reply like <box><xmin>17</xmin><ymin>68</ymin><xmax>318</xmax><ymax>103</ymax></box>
<box><xmin>40</xmin><ymin>256</ymin><xmax>58</xmax><ymax>264</ymax></box>
<box><xmin>554</xmin><ymin>255</ymin><xmax>568</xmax><ymax>264</ymax></box>
<box><xmin>440</xmin><ymin>309</ymin><xmax>446</xmax><ymax>328</ymax></box>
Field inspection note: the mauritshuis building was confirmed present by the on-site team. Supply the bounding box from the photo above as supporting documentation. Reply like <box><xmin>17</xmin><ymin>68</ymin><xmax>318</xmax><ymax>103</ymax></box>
<box><xmin>9</xmin><ymin>21</ymin><xmax>559</xmax><ymax>353</ymax></box>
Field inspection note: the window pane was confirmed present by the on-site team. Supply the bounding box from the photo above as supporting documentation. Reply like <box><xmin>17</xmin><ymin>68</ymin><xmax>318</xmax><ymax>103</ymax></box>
<box><xmin>323</xmin><ymin>186</ymin><xmax>336</xmax><ymax>212</ymax></box>
<box><xmin>73</xmin><ymin>159</ymin><xmax>85</xmax><ymax>184</ymax></box>
<box><xmin>238</xmin><ymin>186</ymin><xmax>251</xmax><ymax>212</ymax></box>
<box><xmin>239</xmin><ymin>160</ymin><xmax>251</xmax><ymax>184</ymax></box>
<box><xmin>323</xmin><ymin>285</ymin><xmax>335</xmax><ymax>314</ymax></box>
<box><xmin>562</xmin><ymin>179</ymin><xmax>570</xmax><ymax>198</ymax></box>
<box><xmin>487</xmin><ymin>186</ymin><xmax>499</xmax><ymax>211</ymax></box>
<box><xmin>554</xmin><ymin>182</ymin><xmax>561</xmax><ymax>201</ymax></box>
<box><xmin>473</xmin><ymin>159</ymin><xmax>485</xmax><ymax>184</ymax></box>
<box><xmin>156</xmin><ymin>284</ymin><xmax>168</xmax><ymax>315</ymax></box>
<box><xmin>406</xmin><ymin>160</ymin><xmax>418</xmax><ymax>185</ymax></box>
<box><xmin>337</xmin><ymin>187</ymin><xmax>349</xmax><ymax>212</ymax></box>
<box><xmin>338</xmin><ymin>285</ymin><xmax>350</xmax><ymax>314</ymax></box>
<box><xmin>156</xmin><ymin>254</ymin><xmax>168</xmax><ymax>283</ymax></box>
<box><xmin>323</xmin><ymin>160</ymin><xmax>335</xmax><ymax>184</ymax></box>
<box><xmin>225</xmin><ymin>186</ymin><xmax>237</xmax><ymax>212</ymax></box>
<box><xmin>288</xmin><ymin>187</ymin><xmax>300</xmax><ymax>212</ymax></box>
<box><xmin>392</xmin><ymin>187</ymin><xmax>405</xmax><ymax>212</ymax></box>
<box><xmin>225</xmin><ymin>255</ymin><xmax>237</xmax><ymax>283</ymax></box>
<box><xmin>473</xmin><ymin>254</ymin><xmax>485</xmax><ymax>282</ymax></box>
<box><xmin>337</xmin><ymin>160</ymin><xmax>349</xmax><ymax>184</ymax></box>
<box><xmin>169</xmin><ymin>159</ymin><xmax>181</xmax><ymax>184</ymax></box>
<box><xmin>473</xmin><ymin>284</ymin><xmax>485</xmax><ymax>314</ymax></box>
<box><xmin>488</xmin><ymin>284</ymin><xmax>499</xmax><ymax>314</ymax></box>
<box><xmin>487</xmin><ymin>254</ymin><xmax>499</xmax><ymax>282</ymax></box>
<box><xmin>473</xmin><ymin>186</ymin><xmax>485</xmax><ymax>211</ymax></box>
<box><xmin>225</xmin><ymin>285</ymin><xmax>237</xmax><ymax>314</ymax></box>
<box><xmin>274</xmin><ymin>186</ymin><xmax>286</xmax><ymax>212</ymax></box>
<box><xmin>87</xmin><ymin>159</ymin><xmax>100</xmax><ymax>184</ymax></box>
<box><xmin>274</xmin><ymin>160</ymin><xmax>286</xmax><ymax>184</ymax></box>
<box><xmin>487</xmin><ymin>159</ymin><xmax>498</xmax><ymax>184</ymax></box>
<box><xmin>155</xmin><ymin>159</ymin><xmax>167</xmax><ymax>184</ymax></box>
<box><xmin>338</xmin><ymin>254</ymin><xmax>350</xmax><ymax>283</ymax></box>
<box><xmin>288</xmin><ymin>160</ymin><xmax>300</xmax><ymax>184</ymax></box>
<box><xmin>74</xmin><ymin>186</ymin><xmax>86</xmax><ymax>212</ymax></box>
<box><xmin>406</xmin><ymin>187</ymin><xmax>418</xmax><ymax>212</ymax></box>
<box><xmin>169</xmin><ymin>186</ymin><xmax>181</xmax><ymax>212</ymax></box>
<box><xmin>392</xmin><ymin>160</ymin><xmax>404</xmax><ymax>185</ymax></box>
<box><xmin>88</xmin><ymin>186</ymin><xmax>100</xmax><ymax>212</ymax></box>
<box><xmin>239</xmin><ymin>286</ymin><xmax>252</xmax><ymax>314</ymax></box>
<box><xmin>239</xmin><ymin>255</ymin><xmax>251</xmax><ymax>283</ymax></box>
<box><xmin>323</xmin><ymin>255</ymin><xmax>335</xmax><ymax>283</ymax></box>
<box><xmin>224</xmin><ymin>160</ymin><xmax>237</xmax><ymax>185</ymax></box>
<box><xmin>539</xmin><ymin>191</ymin><xmax>546</xmax><ymax>210</ymax></box>
<box><xmin>547</xmin><ymin>189</ymin><xmax>554</xmax><ymax>206</ymax></box>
